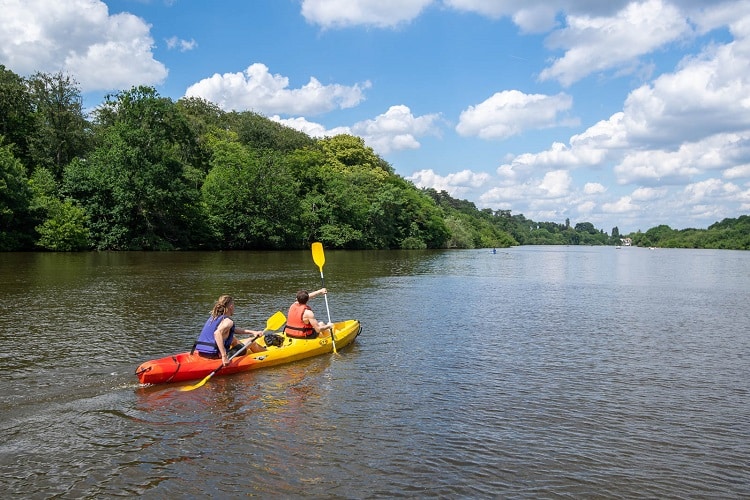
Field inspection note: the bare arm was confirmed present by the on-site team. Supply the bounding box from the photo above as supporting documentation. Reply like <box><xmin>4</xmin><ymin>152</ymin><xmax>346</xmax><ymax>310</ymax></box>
<box><xmin>236</xmin><ymin>326</ymin><xmax>263</xmax><ymax>338</ymax></box>
<box><xmin>214</xmin><ymin>317</ymin><xmax>234</xmax><ymax>364</ymax></box>
<box><xmin>304</xmin><ymin>309</ymin><xmax>332</xmax><ymax>333</ymax></box>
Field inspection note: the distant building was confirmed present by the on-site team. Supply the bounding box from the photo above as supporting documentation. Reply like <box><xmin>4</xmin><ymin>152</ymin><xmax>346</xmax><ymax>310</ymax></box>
<box><xmin>620</xmin><ymin>237</ymin><xmax>632</xmax><ymax>246</ymax></box>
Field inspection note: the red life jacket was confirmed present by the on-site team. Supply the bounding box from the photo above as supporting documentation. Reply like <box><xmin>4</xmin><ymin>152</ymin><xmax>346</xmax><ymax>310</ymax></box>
<box><xmin>284</xmin><ymin>302</ymin><xmax>314</xmax><ymax>338</ymax></box>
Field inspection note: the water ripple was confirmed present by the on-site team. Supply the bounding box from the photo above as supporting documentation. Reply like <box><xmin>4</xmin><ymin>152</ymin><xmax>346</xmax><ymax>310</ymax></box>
<box><xmin>2</xmin><ymin>248</ymin><xmax>750</xmax><ymax>498</ymax></box>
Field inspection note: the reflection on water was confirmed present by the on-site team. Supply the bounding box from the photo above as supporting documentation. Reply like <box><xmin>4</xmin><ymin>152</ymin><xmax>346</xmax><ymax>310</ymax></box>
<box><xmin>1</xmin><ymin>247</ymin><xmax>749</xmax><ymax>498</ymax></box>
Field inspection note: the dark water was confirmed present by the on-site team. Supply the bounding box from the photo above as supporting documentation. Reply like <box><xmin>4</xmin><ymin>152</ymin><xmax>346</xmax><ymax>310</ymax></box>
<box><xmin>1</xmin><ymin>247</ymin><xmax>749</xmax><ymax>498</ymax></box>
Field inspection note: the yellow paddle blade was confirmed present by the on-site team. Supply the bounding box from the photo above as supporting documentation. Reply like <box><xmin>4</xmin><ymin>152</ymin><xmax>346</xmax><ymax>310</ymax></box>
<box><xmin>312</xmin><ymin>242</ymin><xmax>325</xmax><ymax>271</ymax></box>
<box><xmin>266</xmin><ymin>310</ymin><xmax>286</xmax><ymax>331</ymax></box>
<box><xmin>180</xmin><ymin>373</ymin><xmax>211</xmax><ymax>391</ymax></box>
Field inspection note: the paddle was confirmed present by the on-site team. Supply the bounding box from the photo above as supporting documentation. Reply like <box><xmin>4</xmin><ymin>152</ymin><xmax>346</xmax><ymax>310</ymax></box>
<box><xmin>180</xmin><ymin>310</ymin><xmax>286</xmax><ymax>392</ymax></box>
<box><xmin>311</xmin><ymin>242</ymin><xmax>337</xmax><ymax>354</ymax></box>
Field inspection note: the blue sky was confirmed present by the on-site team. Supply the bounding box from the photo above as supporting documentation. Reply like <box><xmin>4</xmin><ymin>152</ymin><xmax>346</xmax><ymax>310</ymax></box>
<box><xmin>2</xmin><ymin>0</ymin><xmax>750</xmax><ymax>234</ymax></box>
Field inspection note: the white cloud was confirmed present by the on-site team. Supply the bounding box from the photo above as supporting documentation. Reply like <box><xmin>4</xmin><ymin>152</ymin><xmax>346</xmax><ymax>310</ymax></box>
<box><xmin>479</xmin><ymin>185</ymin><xmax>525</xmax><ymax>205</ymax></box>
<box><xmin>724</xmin><ymin>163</ymin><xmax>750</xmax><ymax>179</ymax></box>
<box><xmin>0</xmin><ymin>0</ymin><xmax>167</xmax><ymax>91</ymax></box>
<box><xmin>491</xmin><ymin>15</ymin><xmax>750</xmax><ymax>200</ymax></box>
<box><xmin>602</xmin><ymin>196</ymin><xmax>639</xmax><ymax>214</ymax></box>
<box><xmin>270</xmin><ymin>116</ymin><xmax>351</xmax><ymax>138</ymax></box>
<box><xmin>477</xmin><ymin>169</ymin><xmax>572</xmax><ymax>211</ymax></box>
<box><xmin>683</xmin><ymin>178</ymin><xmax>740</xmax><ymax>204</ymax></box>
<box><xmin>583</xmin><ymin>182</ymin><xmax>606</xmax><ymax>195</ymax></box>
<box><xmin>185</xmin><ymin>63</ymin><xmax>371</xmax><ymax>115</ymax></box>
<box><xmin>613</xmin><ymin>133</ymin><xmax>750</xmax><ymax>185</ymax></box>
<box><xmin>496</xmin><ymin>140</ymin><xmax>605</xmax><ymax>184</ymax></box>
<box><xmin>689</xmin><ymin>0</ymin><xmax>750</xmax><ymax>35</ymax></box>
<box><xmin>539</xmin><ymin>0</ymin><xmax>692</xmax><ymax>86</ymax></box>
<box><xmin>539</xmin><ymin>169</ymin><xmax>572</xmax><ymax>198</ymax></box>
<box><xmin>301</xmin><ymin>0</ymin><xmax>432</xmax><ymax>28</ymax></box>
<box><xmin>398</xmin><ymin>1</ymin><xmax>750</xmax><ymax>232</ymax></box>
<box><xmin>166</xmin><ymin>36</ymin><xmax>197</xmax><ymax>52</ymax></box>
<box><xmin>271</xmin><ymin>105</ymin><xmax>440</xmax><ymax>155</ymax></box>
<box><xmin>407</xmin><ymin>168</ymin><xmax>491</xmax><ymax>198</ymax></box>
<box><xmin>443</xmin><ymin>0</ymin><xmax>634</xmax><ymax>33</ymax></box>
<box><xmin>350</xmin><ymin>105</ymin><xmax>441</xmax><ymax>154</ymax></box>
<box><xmin>457</xmin><ymin>90</ymin><xmax>575</xmax><ymax>140</ymax></box>
<box><xmin>621</xmin><ymin>40</ymin><xmax>750</xmax><ymax>146</ymax></box>
<box><xmin>614</xmin><ymin>149</ymin><xmax>702</xmax><ymax>185</ymax></box>
<box><xmin>631</xmin><ymin>186</ymin><xmax>667</xmax><ymax>201</ymax></box>
<box><xmin>569</xmin><ymin>112</ymin><xmax>629</xmax><ymax>149</ymax></box>
<box><xmin>510</xmin><ymin>5</ymin><xmax>561</xmax><ymax>33</ymax></box>
<box><xmin>577</xmin><ymin>200</ymin><xmax>597</xmax><ymax>213</ymax></box>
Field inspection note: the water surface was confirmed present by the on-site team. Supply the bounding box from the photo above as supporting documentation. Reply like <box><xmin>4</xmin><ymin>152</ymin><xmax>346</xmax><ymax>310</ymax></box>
<box><xmin>1</xmin><ymin>247</ymin><xmax>748</xmax><ymax>498</ymax></box>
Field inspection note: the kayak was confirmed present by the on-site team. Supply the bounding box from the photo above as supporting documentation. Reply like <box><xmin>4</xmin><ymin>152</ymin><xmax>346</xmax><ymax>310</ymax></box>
<box><xmin>135</xmin><ymin>319</ymin><xmax>361</xmax><ymax>386</ymax></box>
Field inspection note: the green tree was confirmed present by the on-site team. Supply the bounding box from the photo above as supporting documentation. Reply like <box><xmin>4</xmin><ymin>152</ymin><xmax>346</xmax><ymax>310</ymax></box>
<box><xmin>65</xmin><ymin>87</ymin><xmax>206</xmax><ymax>250</ymax></box>
<box><xmin>309</xmin><ymin>167</ymin><xmax>368</xmax><ymax>248</ymax></box>
<box><xmin>611</xmin><ymin>226</ymin><xmax>620</xmax><ymax>245</ymax></box>
<box><xmin>202</xmin><ymin>137</ymin><xmax>301</xmax><ymax>249</ymax></box>
<box><xmin>394</xmin><ymin>182</ymin><xmax>449</xmax><ymax>249</ymax></box>
<box><xmin>321</xmin><ymin>134</ymin><xmax>393</xmax><ymax>175</ymax></box>
<box><xmin>26</xmin><ymin>72</ymin><xmax>90</xmax><ymax>180</ymax></box>
<box><xmin>0</xmin><ymin>65</ymin><xmax>34</xmax><ymax>169</ymax></box>
<box><xmin>229</xmin><ymin>110</ymin><xmax>316</xmax><ymax>153</ymax></box>
<box><xmin>29</xmin><ymin>167</ymin><xmax>89</xmax><ymax>251</ymax></box>
<box><xmin>623</xmin><ymin>216</ymin><xmax>750</xmax><ymax>250</ymax></box>
<box><xmin>302</xmin><ymin>135</ymin><xmax>393</xmax><ymax>248</ymax></box>
<box><xmin>643</xmin><ymin>224</ymin><xmax>675</xmax><ymax>247</ymax></box>
<box><xmin>175</xmin><ymin>96</ymin><xmax>227</xmax><ymax>176</ymax></box>
<box><xmin>574</xmin><ymin>221</ymin><xmax>597</xmax><ymax>234</ymax></box>
<box><xmin>362</xmin><ymin>178</ymin><xmax>448</xmax><ymax>249</ymax></box>
<box><xmin>0</xmin><ymin>141</ymin><xmax>36</xmax><ymax>249</ymax></box>
<box><xmin>35</xmin><ymin>199</ymin><xmax>90</xmax><ymax>251</ymax></box>
<box><xmin>307</xmin><ymin>135</ymin><xmax>450</xmax><ymax>249</ymax></box>
<box><xmin>288</xmin><ymin>141</ymin><xmax>373</xmax><ymax>248</ymax></box>
<box><xmin>445</xmin><ymin>215</ymin><xmax>475</xmax><ymax>248</ymax></box>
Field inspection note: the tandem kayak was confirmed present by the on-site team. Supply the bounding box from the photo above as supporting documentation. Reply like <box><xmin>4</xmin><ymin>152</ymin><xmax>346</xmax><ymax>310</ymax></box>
<box><xmin>135</xmin><ymin>319</ymin><xmax>361</xmax><ymax>386</ymax></box>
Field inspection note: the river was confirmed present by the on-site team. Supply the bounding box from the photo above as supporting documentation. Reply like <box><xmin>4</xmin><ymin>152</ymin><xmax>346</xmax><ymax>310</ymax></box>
<box><xmin>1</xmin><ymin>246</ymin><xmax>749</xmax><ymax>498</ymax></box>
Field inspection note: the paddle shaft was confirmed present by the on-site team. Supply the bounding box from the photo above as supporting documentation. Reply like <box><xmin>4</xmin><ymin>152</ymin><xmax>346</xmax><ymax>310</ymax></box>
<box><xmin>312</xmin><ymin>242</ymin><xmax>337</xmax><ymax>353</ymax></box>
<box><xmin>319</xmin><ymin>270</ymin><xmax>332</xmax><ymax>324</ymax></box>
<box><xmin>185</xmin><ymin>329</ymin><xmax>263</xmax><ymax>389</ymax></box>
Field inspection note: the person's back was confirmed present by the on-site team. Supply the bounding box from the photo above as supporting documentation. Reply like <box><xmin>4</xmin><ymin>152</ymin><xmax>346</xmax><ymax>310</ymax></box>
<box><xmin>284</xmin><ymin>289</ymin><xmax>333</xmax><ymax>339</ymax></box>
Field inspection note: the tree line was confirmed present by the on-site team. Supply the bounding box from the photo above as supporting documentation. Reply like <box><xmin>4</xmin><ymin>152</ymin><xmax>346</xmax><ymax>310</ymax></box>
<box><xmin>1</xmin><ymin>66</ymin><xmax>747</xmax><ymax>251</ymax></box>
<box><xmin>626</xmin><ymin>217</ymin><xmax>750</xmax><ymax>249</ymax></box>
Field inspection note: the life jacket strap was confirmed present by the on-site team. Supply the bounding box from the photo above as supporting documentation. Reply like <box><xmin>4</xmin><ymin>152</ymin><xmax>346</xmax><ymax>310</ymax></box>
<box><xmin>190</xmin><ymin>340</ymin><xmax>217</xmax><ymax>355</ymax></box>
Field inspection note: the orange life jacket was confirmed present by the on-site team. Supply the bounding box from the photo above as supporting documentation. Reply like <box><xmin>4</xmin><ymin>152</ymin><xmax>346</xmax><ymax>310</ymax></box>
<box><xmin>284</xmin><ymin>302</ymin><xmax>314</xmax><ymax>338</ymax></box>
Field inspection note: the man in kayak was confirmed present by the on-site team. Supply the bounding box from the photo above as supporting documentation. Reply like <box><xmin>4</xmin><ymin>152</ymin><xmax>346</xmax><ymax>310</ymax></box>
<box><xmin>193</xmin><ymin>295</ymin><xmax>266</xmax><ymax>365</ymax></box>
<box><xmin>284</xmin><ymin>288</ymin><xmax>334</xmax><ymax>339</ymax></box>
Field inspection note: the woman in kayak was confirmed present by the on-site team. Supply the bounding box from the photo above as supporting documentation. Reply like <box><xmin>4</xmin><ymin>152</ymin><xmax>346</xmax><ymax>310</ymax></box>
<box><xmin>284</xmin><ymin>288</ymin><xmax>334</xmax><ymax>339</ymax></box>
<box><xmin>193</xmin><ymin>295</ymin><xmax>265</xmax><ymax>365</ymax></box>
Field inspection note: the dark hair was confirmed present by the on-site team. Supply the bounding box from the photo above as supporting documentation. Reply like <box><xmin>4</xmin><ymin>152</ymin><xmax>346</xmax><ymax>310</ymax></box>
<box><xmin>296</xmin><ymin>290</ymin><xmax>309</xmax><ymax>304</ymax></box>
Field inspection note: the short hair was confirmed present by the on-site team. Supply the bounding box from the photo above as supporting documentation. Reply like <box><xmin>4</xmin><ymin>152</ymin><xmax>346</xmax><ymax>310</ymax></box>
<box><xmin>296</xmin><ymin>290</ymin><xmax>309</xmax><ymax>304</ymax></box>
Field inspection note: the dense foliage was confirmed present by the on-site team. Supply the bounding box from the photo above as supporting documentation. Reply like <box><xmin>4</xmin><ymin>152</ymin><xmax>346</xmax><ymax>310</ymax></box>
<box><xmin>1</xmin><ymin>66</ymin><xmax>747</xmax><ymax>251</ymax></box>
<box><xmin>627</xmin><ymin>217</ymin><xmax>750</xmax><ymax>250</ymax></box>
